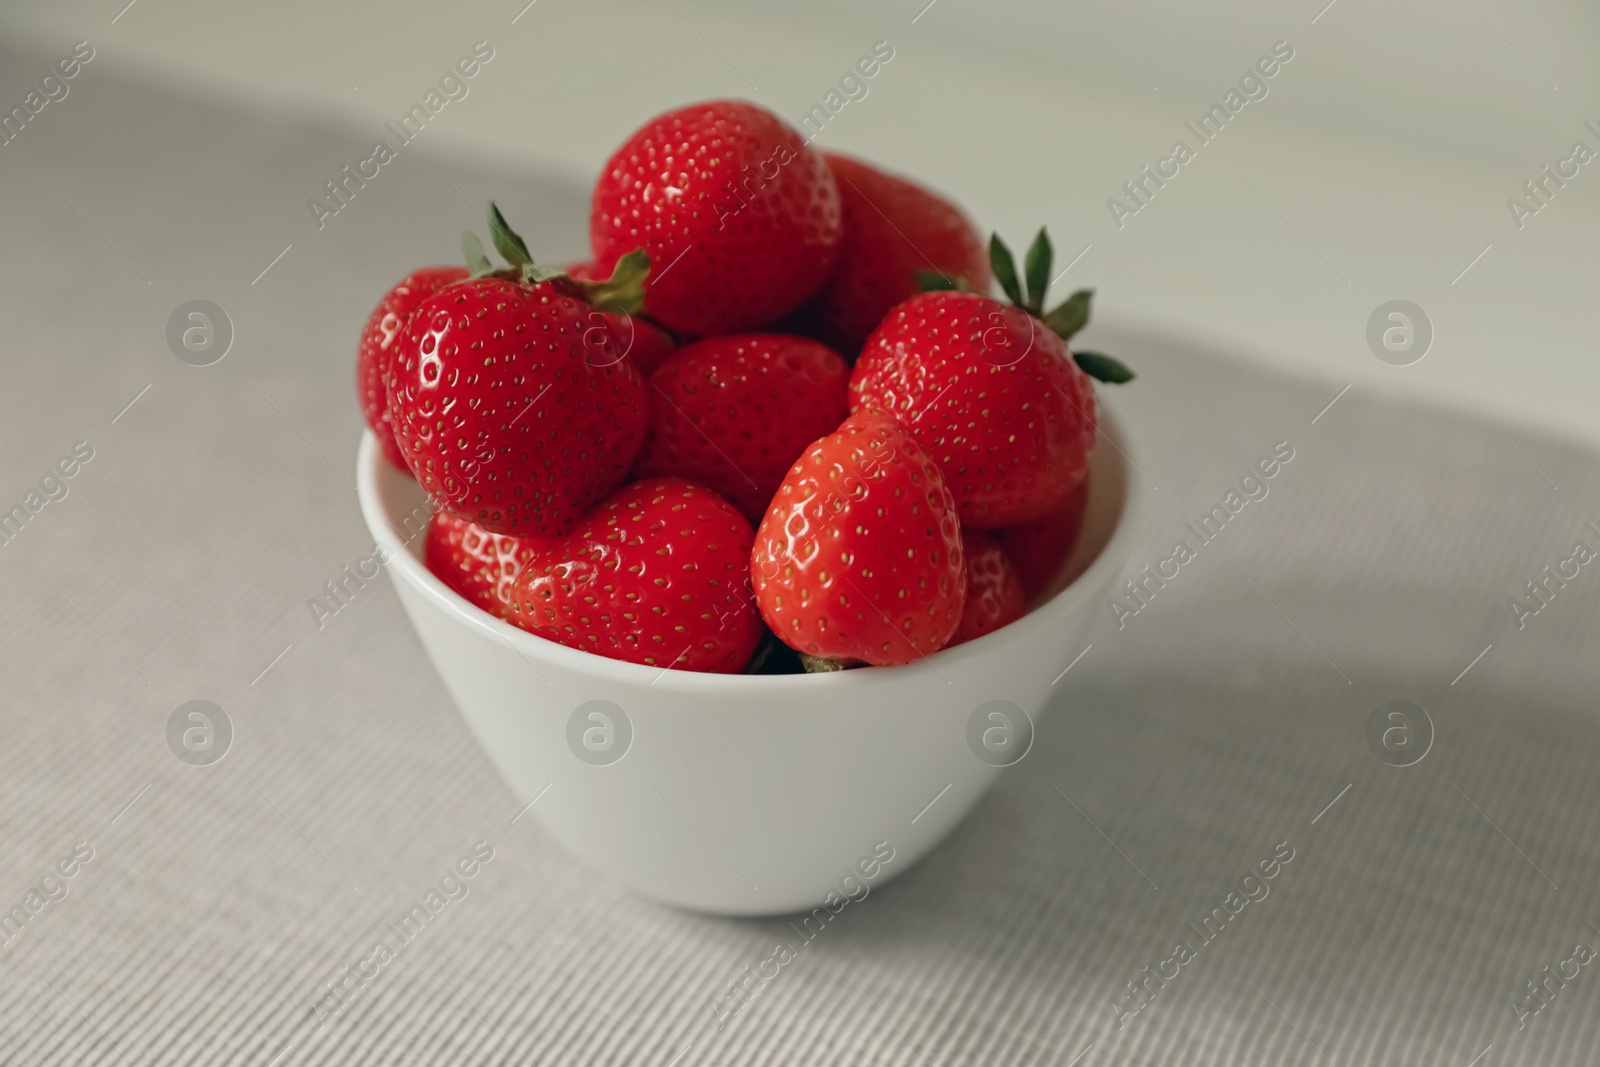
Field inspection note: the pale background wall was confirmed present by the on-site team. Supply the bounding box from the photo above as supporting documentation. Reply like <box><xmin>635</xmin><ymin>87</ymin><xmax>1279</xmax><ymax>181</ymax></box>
<box><xmin>4</xmin><ymin>0</ymin><xmax>1597</xmax><ymax>446</ymax></box>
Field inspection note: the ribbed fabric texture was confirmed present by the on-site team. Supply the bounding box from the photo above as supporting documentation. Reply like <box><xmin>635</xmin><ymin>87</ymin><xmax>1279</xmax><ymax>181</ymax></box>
<box><xmin>0</xmin><ymin>44</ymin><xmax>1597</xmax><ymax>1067</ymax></box>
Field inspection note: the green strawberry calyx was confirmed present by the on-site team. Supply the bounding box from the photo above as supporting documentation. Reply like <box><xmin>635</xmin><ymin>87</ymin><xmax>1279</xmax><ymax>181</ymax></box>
<box><xmin>920</xmin><ymin>229</ymin><xmax>1135</xmax><ymax>384</ymax></box>
<box><xmin>914</xmin><ymin>269</ymin><xmax>973</xmax><ymax>292</ymax></box>
<box><xmin>460</xmin><ymin>201</ymin><xmax>652</xmax><ymax>317</ymax></box>
<box><xmin>994</xmin><ymin>229</ymin><xmax>1133</xmax><ymax>383</ymax></box>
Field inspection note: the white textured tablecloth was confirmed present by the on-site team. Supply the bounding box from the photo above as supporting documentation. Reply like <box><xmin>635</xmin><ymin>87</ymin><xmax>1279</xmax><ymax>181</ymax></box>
<box><xmin>2</xmin><ymin>45</ymin><xmax>1598</xmax><ymax>1067</ymax></box>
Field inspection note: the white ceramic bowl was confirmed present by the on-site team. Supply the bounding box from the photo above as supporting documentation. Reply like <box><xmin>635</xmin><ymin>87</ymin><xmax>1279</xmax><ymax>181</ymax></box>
<box><xmin>357</xmin><ymin>403</ymin><xmax>1139</xmax><ymax>915</ymax></box>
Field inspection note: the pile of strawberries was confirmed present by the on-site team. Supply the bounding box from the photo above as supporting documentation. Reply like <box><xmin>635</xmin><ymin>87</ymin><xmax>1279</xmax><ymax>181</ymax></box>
<box><xmin>357</xmin><ymin>100</ymin><xmax>1131</xmax><ymax>674</ymax></box>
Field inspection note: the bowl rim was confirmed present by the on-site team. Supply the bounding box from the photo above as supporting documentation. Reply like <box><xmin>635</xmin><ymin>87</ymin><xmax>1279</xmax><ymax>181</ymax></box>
<box><xmin>356</xmin><ymin>399</ymin><xmax>1141</xmax><ymax>694</ymax></box>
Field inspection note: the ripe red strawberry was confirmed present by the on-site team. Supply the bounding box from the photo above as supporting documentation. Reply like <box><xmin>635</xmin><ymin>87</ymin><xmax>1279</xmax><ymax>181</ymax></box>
<box><xmin>950</xmin><ymin>530</ymin><xmax>1027</xmax><ymax>645</ymax></box>
<box><xmin>851</xmin><ymin>290</ymin><xmax>1093</xmax><ymax>527</ymax></box>
<box><xmin>388</xmin><ymin>274</ymin><xmax>648</xmax><ymax>537</ymax></box>
<box><xmin>633</xmin><ymin>334</ymin><xmax>850</xmax><ymax>524</ymax></box>
<box><xmin>566</xmin><ymin>260</ymin><xmax>679</xmax><ymax>376</ymax></box>
<box><xmin>811</xmin><ymin>154</ymin><xmax>990</xmax><ymax>352</ymax></box>
<box><xmin>590</xmin><ymin>100</ymin><xmax>842</xmax><ymax>336</ymax></box>
<box><xmin>751</xmin><ymin>410</ymin><xmax>964</xmax><ymax>666</ymax></box>
<box><xmin>850</xmin><ymin>230</ymin><xmax>1132</xmax><ymax>528</ymax></box>
<box><xmin>602</xmin><ymin>314</ymin><xmax>677</xmax><ymax>377</ymax></box>
<box><xmin>358</xmin><ymin>266</ymin><xmax>469</xmax><ymax>471</ymax></box>
<box><xmin>995</xmin><ymin>472</ymin><xmax>1090</xmax><ymax>600</ymax></box>
<box><xmin>507</xmin><ymin>477</ymin><xmax>761</xmax><ymax>672</ymax></box>
<box><xmin>424</xmin><ymin>508</ymin><xmax>552</xmax><ymax>620</ymax></box>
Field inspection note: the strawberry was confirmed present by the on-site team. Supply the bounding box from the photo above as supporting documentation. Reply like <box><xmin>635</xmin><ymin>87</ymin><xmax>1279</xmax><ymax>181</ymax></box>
<box><xmin>424</xmin><ymin>508</ymin><xmax>551</xmax><ymax>620</ymax></box>
<box><xmin>751</xmin><ymin>410</ymin><xmax>964</xmax><ymax>666</ymax></box>
<box><xmin>950</xmin><ymin>530</ymin><xmax>1027</xmax><ymax>645</ymax></box>
<box><xmin>589</xmin><ymin>100</ymin><xmax>842</xmax><ymax>336</ymax></box>
<box><xmin>633</xmin><ymin>334</ymin><xmax>851</xmax><ymax>524</ymax></box>
<box><xmin>389</xmin><ymin>206</ymin><xmax>652</xmax><ymax>537</ymax></box>
<box><xmin>600</xmin><ymin>313</ymin><xmax>677</xmax><ymax>377</ymax></box>
<box><xmin>850</xmin><ymin>290</ymin><xmax>1092</xmax><ymax>527</ymax></box>
<box><xmin>358</xmin><ymin>266</ymin><xmax>469</xmax><ymax>472</ymax></box>
<box><xmin>389</xmin><ymin>274</ymin><xmax>647</xmax><ymax>536</ymax></box>
<box><xmin>849</xmin><ymin>230</ymin><xmax>1132</xmax><ymax>528</ymax></box>
<box><xmin>506</xmin><ymin>477</ymin><xmax>761</xmax><ymax>673</ymax></box>
<box><xmin>566</xmin><ymin>260</ymin><xmax>679</xmax><ymax>376</ymax></box>
<box><xmin>995</xmin><ymin>472</ymin><xmax>1090</xmax><ymax>600</ymax></box>
<box><xmin>811</xmin><ymin>153</ymin><xmax>990</xmax><ymax>352</ymax></box>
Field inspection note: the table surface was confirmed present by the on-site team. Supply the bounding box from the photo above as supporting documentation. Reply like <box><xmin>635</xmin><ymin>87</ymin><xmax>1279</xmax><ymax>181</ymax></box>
<box><xmin>1</xmin><ymin>33</ymin><xmax>1599</xmax><ymax>1067</ymax></box>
